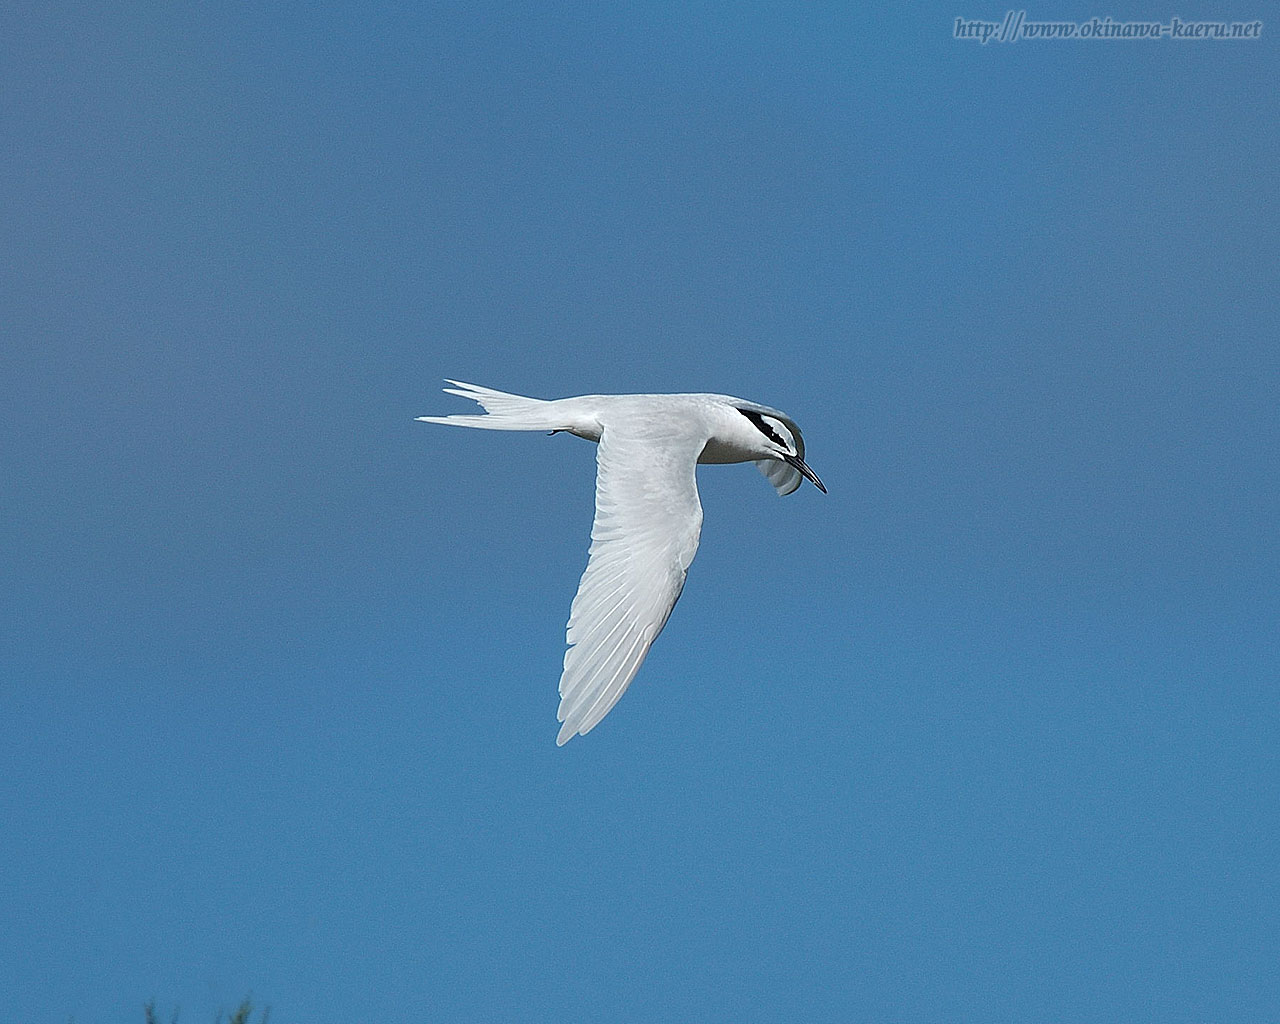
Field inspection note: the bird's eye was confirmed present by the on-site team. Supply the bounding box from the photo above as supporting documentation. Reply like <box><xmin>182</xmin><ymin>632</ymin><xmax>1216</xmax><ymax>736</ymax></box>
<box><xmin>738</xmin><ymin>409</ymin><xmax>797</xmax><ymax>454</ymax></box>
<box><xmin>738</xmin><ymin>408</ymin><xmax>790</xmax><ymax>449</ymax></box>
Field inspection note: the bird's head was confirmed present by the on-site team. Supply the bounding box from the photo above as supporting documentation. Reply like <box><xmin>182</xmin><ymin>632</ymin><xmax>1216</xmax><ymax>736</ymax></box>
<box><xmin>735</xmin><ymin>407</ymin><xmax>827</xmax><ymax>495</ymax></box>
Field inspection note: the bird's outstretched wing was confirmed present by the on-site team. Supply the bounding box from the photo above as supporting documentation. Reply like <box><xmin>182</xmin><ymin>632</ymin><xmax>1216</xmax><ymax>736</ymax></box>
<box><xmin>556</xmin><ymin>427</ymin><xmax>705</xmax><ymax>744</ymax></box>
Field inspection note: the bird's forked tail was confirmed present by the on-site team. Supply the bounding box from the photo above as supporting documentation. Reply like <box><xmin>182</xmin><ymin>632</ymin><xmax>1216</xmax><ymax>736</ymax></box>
<box><xmin>415</xmin><ymin>380</ymin><xmax>565</xmax><ymax>431</ymax></box>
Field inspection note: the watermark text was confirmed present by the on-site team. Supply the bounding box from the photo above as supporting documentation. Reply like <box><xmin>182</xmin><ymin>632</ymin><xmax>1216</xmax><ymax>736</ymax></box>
<box><xmin>954</xmin><ymin>12</ymin><xmax>1263</xmax><ymax>42</ymax></box>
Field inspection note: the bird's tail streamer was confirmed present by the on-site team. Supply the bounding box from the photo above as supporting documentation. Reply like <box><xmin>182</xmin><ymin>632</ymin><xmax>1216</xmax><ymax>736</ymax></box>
<box><xmin>416</xmin><ymin>380</ymin><xmax>565</xmax><ymax>431</ymax></box>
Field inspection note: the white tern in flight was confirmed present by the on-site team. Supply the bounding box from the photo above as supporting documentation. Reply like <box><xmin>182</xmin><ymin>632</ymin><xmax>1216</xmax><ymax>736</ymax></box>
<box><xmin>417</xmin><ymin>380</ymin><xmax>826</xmax><ymax>745</ymax></box>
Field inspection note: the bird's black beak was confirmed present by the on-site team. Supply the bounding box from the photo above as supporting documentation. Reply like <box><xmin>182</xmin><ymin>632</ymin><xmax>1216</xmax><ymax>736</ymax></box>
<box><xmin>784</xmin><ymin>453</ymin><xmax>827</xmax><ymax>494</ymax></box>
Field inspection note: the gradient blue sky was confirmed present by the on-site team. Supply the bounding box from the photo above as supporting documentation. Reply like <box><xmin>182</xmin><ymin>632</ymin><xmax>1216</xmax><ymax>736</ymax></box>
<box><xmin>3</xmin><ymin>3</ymin><xmax>1277</xmax><ymax>1021</ymax></box>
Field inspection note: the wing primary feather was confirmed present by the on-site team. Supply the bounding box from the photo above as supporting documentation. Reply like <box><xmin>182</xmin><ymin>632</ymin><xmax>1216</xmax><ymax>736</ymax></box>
<box><xmin>575</xmin><ymin>628</ymin><xmax>656</xmax><ymax>736</ymax></box>
<box><xmin>559</xmin><ymin>615</ymin><xmax>634</xmax><ymax>711</ymax></box>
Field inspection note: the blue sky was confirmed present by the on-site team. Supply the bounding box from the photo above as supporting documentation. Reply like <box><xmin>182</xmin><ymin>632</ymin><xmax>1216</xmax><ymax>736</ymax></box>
<box><xmin>2</xmin><ymin>3</ymin><xmax>1277</xmax><ymax>1021</ymax></box>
